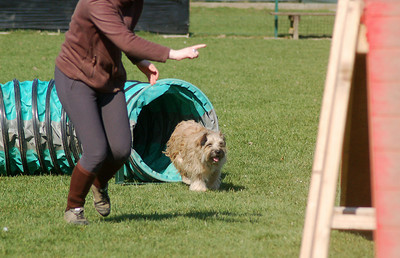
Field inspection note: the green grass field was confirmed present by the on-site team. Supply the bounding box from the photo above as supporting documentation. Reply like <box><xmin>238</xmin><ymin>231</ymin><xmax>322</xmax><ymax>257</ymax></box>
<box><xmin>0</xmin><ymin>6</ymin><xmax>374</xmax><ymax>257</ymax></box>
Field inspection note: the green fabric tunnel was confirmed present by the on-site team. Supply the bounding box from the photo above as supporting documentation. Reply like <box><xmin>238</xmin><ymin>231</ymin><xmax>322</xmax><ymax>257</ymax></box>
<box><xmin>0</xmin><ymin>78</ymin><xmax>219</xmax><ymax>183</ymax></box>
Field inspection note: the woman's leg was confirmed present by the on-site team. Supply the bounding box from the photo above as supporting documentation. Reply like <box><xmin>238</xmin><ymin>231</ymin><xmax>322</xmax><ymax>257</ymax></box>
<box><xmin>55</xmin><ymin>67</ymin><xmax>109</xmax><ymax>214</ymax></box>
<box><xmin>55</xmin><ymin>68</ymin><xmax>109</xmax><ymax>174</ymax></box>
<box><xmin>89</xmin><ymin>90</ymin><xmax>131</xmax><ymax>217</ymax></box>
<box><xmin>93</xmin><ymin>90</ymin><xmax>132</xmax><ymax>189</ymax></box>
<box><xmin>63</xmin><ymin>162</ymin><xmax>95</xmax><ymax>225</ymax></box>
<box><xmin>55</xmin><ymin>67</ymin><xmax>131</xmax><ymax>221</ymax></box>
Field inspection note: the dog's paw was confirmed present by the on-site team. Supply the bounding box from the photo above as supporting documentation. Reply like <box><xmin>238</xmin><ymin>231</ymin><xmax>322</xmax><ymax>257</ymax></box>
<box><xmin>181</xmin><ymin>175</ymin><xmax>191</xmax><ymax>185</ymax></box>
<box><xmin>189</xmin><ymin>180</ymin><xmax>207</xmax><ymax>192</ymax></box>
<box><xmin>207</xmin><ymin>179</ymin><xmax>221</xmax><ymax>190</ymax></box>
<box><xmin>206</xmin><ymin>172</ymin><xmax>221</xmax><ymax>190</ymax></box>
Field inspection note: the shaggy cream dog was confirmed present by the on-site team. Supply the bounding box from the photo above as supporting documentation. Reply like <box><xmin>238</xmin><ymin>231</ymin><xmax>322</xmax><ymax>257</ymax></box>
<box><xmin>165</xmin><ymin>120</ymin><xmax>227</xmax><ymax>192</ymax></box>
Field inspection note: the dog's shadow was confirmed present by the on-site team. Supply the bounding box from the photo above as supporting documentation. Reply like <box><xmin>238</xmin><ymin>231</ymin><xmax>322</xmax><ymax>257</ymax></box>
<box><xmin>218</xmin><ymin>182</ymin><xmax>245</xmax><ymax>192</ymax></box>
<box><xmin>106</xmin><ymin>173</ymin><xmax>246</xmax><ymax>223</ymax></box>
<box><xmin>218</xmin><ymin>173</ymin><xmax>245</xmax><ymax>192</ymax></box>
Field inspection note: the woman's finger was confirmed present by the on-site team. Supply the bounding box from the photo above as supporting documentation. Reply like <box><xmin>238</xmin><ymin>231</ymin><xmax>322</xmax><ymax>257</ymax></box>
<box><xmin>192</xmin><ymin>44</ymin><xmax>207</xmax><ymax>50</ymax></box>
<box><xmin>189</xmin><ymin>44</ymin><xmax>206</xmax><ymax>59</ymax></box>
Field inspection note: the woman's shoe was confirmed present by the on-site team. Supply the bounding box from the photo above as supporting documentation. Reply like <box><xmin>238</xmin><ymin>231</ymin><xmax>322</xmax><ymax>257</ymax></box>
<box><xmin>91</xmin><ymin>184</ymin><xmax>111</xmax><ymax>217</ymax></box>
<box><xmin>64</xmin><ymin>207</ymin><xmax>89</xmax><ymax>225</ymax></box>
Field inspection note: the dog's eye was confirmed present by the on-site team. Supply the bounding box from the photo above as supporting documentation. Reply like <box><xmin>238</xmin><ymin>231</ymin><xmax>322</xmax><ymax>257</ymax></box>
<box><xmin>206</xmin><ymin>143</ymin><xmax>212</xmax><ymax>147</ymax></box>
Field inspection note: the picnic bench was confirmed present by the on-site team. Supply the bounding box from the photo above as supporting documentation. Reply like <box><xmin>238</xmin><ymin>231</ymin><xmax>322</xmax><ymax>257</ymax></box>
<box><xmin>270</xmin><ymin>12</ymin><xmax>336</xmax><ymax>39</ymax></box>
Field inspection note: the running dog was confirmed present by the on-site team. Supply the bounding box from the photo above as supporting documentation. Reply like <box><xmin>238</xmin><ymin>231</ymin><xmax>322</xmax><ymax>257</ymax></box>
<box><xmin>165</xmin><ymin>120</ymin><xmax>227</xmax><ymax>192</ymax></box>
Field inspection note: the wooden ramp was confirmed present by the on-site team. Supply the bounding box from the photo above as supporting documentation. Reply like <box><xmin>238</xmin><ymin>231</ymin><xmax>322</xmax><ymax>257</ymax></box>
<box><xmin>299</xmin><ymin>0</ymin><xmax>400</xmax><ymax>257</ymax></box>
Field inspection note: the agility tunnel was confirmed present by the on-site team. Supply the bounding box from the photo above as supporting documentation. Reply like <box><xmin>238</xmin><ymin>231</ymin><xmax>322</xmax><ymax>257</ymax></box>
<box><xmin>0</xmin><ymin>78</ymin><xmax>219</xmax><ymax>183</ymax></box>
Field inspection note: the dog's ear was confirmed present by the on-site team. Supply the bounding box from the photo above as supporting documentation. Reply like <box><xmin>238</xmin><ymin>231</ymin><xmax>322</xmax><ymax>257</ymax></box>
<box><xmin>199</xmin><ymin>132</ymin><xmax>208</xmax><ymax>146</ymax></box>
<box><xmin>219</xmin><ymin>132</ymin><xmax>226</xmax><ymax>142</ymax></box>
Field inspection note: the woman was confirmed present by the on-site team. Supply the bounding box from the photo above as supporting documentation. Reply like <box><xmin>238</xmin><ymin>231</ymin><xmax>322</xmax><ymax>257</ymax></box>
<box><xmin>55</xmin><ymin>0</ymin><xmax>206</xmax><ymax>225</ymax></box>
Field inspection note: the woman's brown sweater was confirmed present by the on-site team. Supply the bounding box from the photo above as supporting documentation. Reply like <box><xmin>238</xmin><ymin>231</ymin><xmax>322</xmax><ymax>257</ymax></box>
<box><xmin>56</xmin><ymin>0</ymin><xmax>170</xmax><ymax>92</ymax></box>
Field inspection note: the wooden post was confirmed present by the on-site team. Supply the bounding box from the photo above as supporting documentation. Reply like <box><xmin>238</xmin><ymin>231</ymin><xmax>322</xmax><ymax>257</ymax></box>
<box><xmin>300</xmin><ymin>0</ymin><xmax>400</xmax><ymax>257</ymax></box>
<box><xmin>299</xmin><ymin>0</ymin><xmax>366</xmax><ymax>257</ymax></box>
<box><xmin>293</xmin><ymin>15</ymin><xmax>300</xmax><ymax>40</ymax></box>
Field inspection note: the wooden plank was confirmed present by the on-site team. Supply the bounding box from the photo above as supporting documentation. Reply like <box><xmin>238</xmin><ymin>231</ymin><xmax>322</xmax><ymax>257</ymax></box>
<box><xmin>357</xmin><ymin>24</ymin><xmax>369</xmax><ymax>54</ymax></box>
<box><xmin>311</xmin><ymin>2</ymin><xmax>362</xmax><ymax>256</ymax></box>
<box><xmin>299</xmin><ymin>0</ymin><xmax>364</xmax><ymax>257</ymax></box>
<box><xmin>300</xmin><ymin>0</ymin><xmax>350</xmax><ymax>255</ymax></box>
<box><xmin>332</xmin><ymin>207</ymin><xmax>376</xmax><ymax>230</ymax></box>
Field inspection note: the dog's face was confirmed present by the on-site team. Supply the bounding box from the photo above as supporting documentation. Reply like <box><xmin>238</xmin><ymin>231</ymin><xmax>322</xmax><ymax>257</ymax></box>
<box><xmin>198</xmin><ymin>131</ymin><xmax>227</xmax><ymax>166</ymax></box>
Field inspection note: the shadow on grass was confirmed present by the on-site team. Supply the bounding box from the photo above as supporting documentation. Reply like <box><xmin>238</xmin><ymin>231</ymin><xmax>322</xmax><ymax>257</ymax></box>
<box><xmin>105</xmin><ymin>210</ymin><xmax>261</xmax><ymax>223</ymax></box>
<box><xmin>219</xmin><ymin>182</ymin><xmax>245</xmax><ymax>192</ymax></box>
<box><xmin>339</xmin><ymin>230</ymin><xmax>373</xmax><ymax>241</ymax></box>
<box><xmin>218</xmin><ymin>172</ymin><xmax>246</xmax><ymax>192</ymax></box>
<box><xmin>118</xmin><ymin>180</ymin><xmax>245</xmax><ymax>192</ymax></box>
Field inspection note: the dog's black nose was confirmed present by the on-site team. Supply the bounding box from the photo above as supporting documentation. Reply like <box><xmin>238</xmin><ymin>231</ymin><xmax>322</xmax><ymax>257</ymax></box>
<box><xmin>215</xmin><ymin>150</ymin><xmax>221</xmax><ymax>155</ymax></box>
